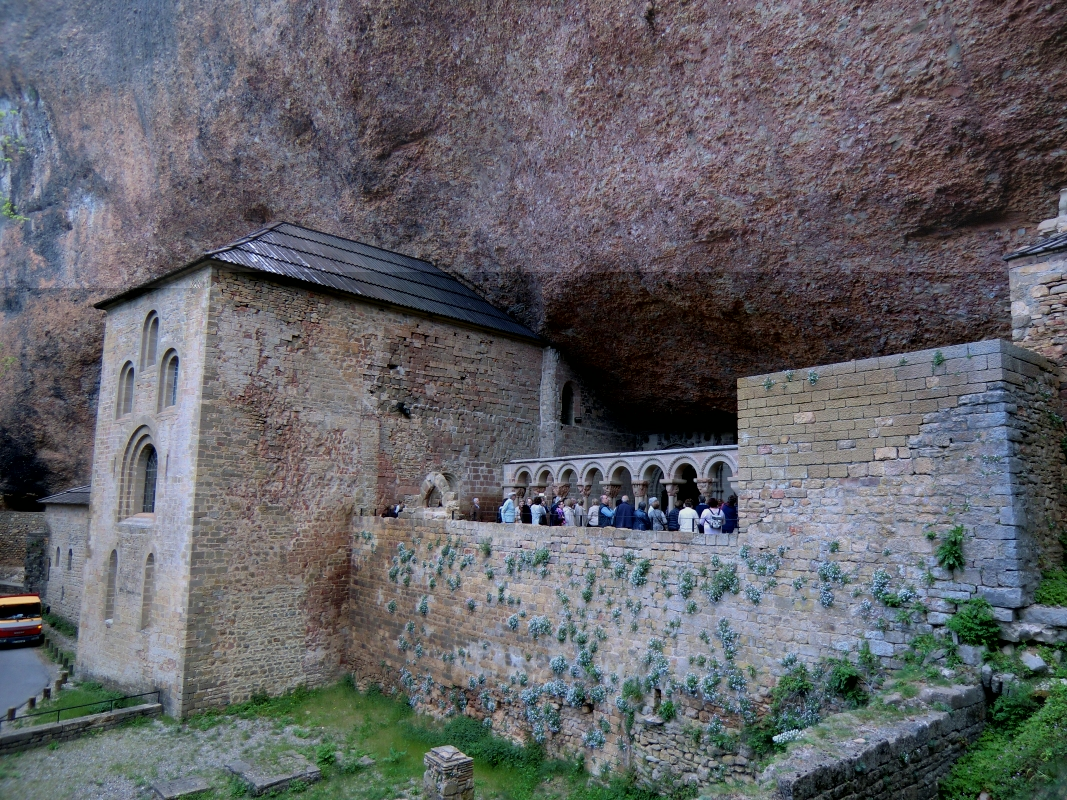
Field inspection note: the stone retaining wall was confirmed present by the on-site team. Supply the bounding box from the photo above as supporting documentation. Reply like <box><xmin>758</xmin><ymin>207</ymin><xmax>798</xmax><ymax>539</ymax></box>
<box><xmin>0</xmin><ymin>510</ymin><xmax>48</xmax><ymax>589</ymax></box>
<box><xmin>0</xmin><ymin>702</ymin><xmax>163</xmax><ymax>755</ymax></box>
<box><xmin>765</xmin><ymin>686</ymin><xmax>985</xmax><ymax>800</ymax></box>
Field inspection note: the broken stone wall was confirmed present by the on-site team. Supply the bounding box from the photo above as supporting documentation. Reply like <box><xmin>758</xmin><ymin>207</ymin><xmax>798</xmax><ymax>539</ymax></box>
<box><xmin>0</xmin><ymin>510</ymin><xmax>47</xmax><ymax>589</ymax></box>
<box><xmin>736</xmin><ymin>340</ymin><xmax>1065</xmax><ymax>653</ymax></box>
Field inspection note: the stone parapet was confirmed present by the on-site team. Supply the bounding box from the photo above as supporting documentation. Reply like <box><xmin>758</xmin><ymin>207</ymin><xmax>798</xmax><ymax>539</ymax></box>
<box><xmin>423</xmin><ymin>746</ymin><xmax>474</xmax><ymax>800</ymax></box>
<box><xmin>0</xmin><ymin>702</ymin><xmax>162</xmax><ymax>755</ymax></box>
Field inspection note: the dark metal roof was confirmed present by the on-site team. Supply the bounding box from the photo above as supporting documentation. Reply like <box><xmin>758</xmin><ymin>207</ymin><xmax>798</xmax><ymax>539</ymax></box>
<box><xmin>39</xmin><ymin>484</ymin><xmax>90</xmax><ymax>505</ymax></box>
<box><xmin>208</xmin><ymin>223</ymin><xmax>538</xmax><ymax>339</ymax></box>
<box><xmin>1004</xmin><ymin>230</ymin><xmax>1067</xmax><ymax>261</ymax></box>
<box><xmin>94</xmin><ymin>222</ymin><xmax>539</xmax><ymax>341</ymax></box>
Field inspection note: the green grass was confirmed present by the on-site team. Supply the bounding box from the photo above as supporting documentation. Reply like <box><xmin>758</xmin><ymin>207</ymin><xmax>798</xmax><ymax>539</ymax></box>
<box><xmin>187</xmin><ymin>681</ymin><xmax>694</xmax><ymax>800</ymax></box>
<box><xmin>43</xmin><ymin>612</ymin><xmax>77</xmax><ymax>640</ymax></box>
<box><xmin>27</xmin><ymin>681</ymin><xmax>130</xmax><ymax>724</ymax></box>
<box><xmin>1035</xmin><ymin>569</ymin><xmax>1067</xmax><ymax>606</ymax></box>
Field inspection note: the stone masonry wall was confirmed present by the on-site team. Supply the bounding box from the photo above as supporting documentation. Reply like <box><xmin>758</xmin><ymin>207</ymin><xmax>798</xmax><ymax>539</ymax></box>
<box><xmin>736</xmin><ymin>340</ymin><xmax>1066</xmax><ymax>652</ymax></box>
<box><xmin>0</xmin><ymin>510</ymin><xmax>47</xmax><ymax>588</ymax></box>
<box><xmin>180</xmin><ymin>269</ymin><xmax>629</xmax><ymax>715</ymax></box>
<box><xmin>1009</xmin><ymin>245</ymin><xmax>1067</xmax><ymax>372</ymax></box>
<box><xmin>43</xmin><ymin>504</ymin><xmax>89</xmax><ymax>625</ymax></box>
<box><xmin>348</xmin><ymin>516</ymin><xmax>834</xmax><ymax>781</ymax></box>
<box><xmin>538</xmin><ymin>347</ymin><xmax>638</xmax><ymax>460</ymax></box>
<box><xmin>77</xmin><ymin>269</ymin><xmax>212</xmax><ymax>713</ymax></box>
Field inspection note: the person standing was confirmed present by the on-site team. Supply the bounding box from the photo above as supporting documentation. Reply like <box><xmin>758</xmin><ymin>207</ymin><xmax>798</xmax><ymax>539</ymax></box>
<box><xmin>530</xmin><ymin>496</ymin><xmax>547</xmax><ymax>525</ymax></box>
<box><xmin>613</xmin><ymin>495</ymin><xmax>635</xmax><ymax>530</ymax></box>
<box><xmin>695</xmin><ymin>495</ymin><xmax>709</xmax><ymax>533</ymax></box>
<box><xmin>587</xmin><ymin>499</ymin><xmax>599</xmax><ymax>527</ymax></box>
<box><xmin>563</xmin><ymin>498</ymin><xmax>577</xmax><ymax>526</ymax></box>
<box><xmin>520</xmin><ymin>498</ymin><xmax>533</xmax><ymax>525</ymax></box>
<box><xmin>500</xmin><ymin>492</ymin><xmax>518</xmax><ymax>524</ymax></box>
<box><xmin>470</xmin><ymin>497</ymin><xmax>481</xmax><ymax>521</ymax></box>
<box><xmin>648</xmin><ymin>499</ymin><xmax>667</xmax><ymax>531</ymax></box>
<box><xmin>667</xmin><ymin>501</ymin><xmax>681</xmax><ymax>532</ymax></box>
<box><xmin>634</xmin><ymin>502</ymin><xmax>650</xmax><ymax>531</ymax></box>
<box><xmin>597</xmin><ymin>495</ymin><xmax>615</xmax><ymax>528</ymax></box>
<box><xmin>722</xmin><ymin>494</ymin><xmax>739</xmax><ymax>533</ymax></box>
<box><xmin>700</xmin><ymin>498</ymin><xmax>725</xmax><ymax>534</ymax></box>
<box><xmin>678</xmin><ymin>498</ymin><xmax>699</xmax><ymax>533</ymax></box>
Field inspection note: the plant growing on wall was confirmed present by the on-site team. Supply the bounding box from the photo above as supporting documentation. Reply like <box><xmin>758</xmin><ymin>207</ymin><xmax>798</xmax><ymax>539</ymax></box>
<box><xmin>947</xmin><ymin>597</ymin><xmax>1000</xmax><ymax>647</ymax></box>
<box><xmin>937</xmin><ymin>525</ymin><xmax>966</xmax><ymax>572</ymax></box>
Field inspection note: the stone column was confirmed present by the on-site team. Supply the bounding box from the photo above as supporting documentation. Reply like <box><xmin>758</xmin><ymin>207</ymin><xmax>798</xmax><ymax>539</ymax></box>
<box><xmin>423</xmin><ymin>746</ymin><xmax>474</xmax><ymax>800</ymax></box>
<box><xmin>663</xmin><ymin>482</ymin><xmax>680</xmax><ymax>511</ymax></box>
<box><xmin>632</xmin><ymin>481</ymin><xmax>649</xmax><ymax>508</ymax></box>
<box><xmin>533</xmin><ymin>484</ymin><xmax>548</xmax><ymax>499</ymax></box>
<box><xmin>605</xmin><ymin>483</ymin><xmax>621</xmax><ymax>503</ymax></box>
<box><xmin>554</xmin><ymin>483</ymin><xmax>570</xmax><ymax>500</ymax></box>
<box><xmin>696</xmin><ymin>479</ymin><xmax>712</xmax><ymax>500</ymax></box>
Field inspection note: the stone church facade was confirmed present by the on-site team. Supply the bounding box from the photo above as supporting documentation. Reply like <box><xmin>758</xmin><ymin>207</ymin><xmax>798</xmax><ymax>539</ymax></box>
<box><xmin>77</xmin><ymin>224</ymin><xmax>632</xmax><ymax>715</ymax></box>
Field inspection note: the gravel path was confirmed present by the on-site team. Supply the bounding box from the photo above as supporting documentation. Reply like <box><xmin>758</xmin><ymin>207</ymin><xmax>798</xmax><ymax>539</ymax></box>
<box><xmin>0</xmin><ymin>714</ymin><xmax>319</xmax><ymax>800</ymax></box>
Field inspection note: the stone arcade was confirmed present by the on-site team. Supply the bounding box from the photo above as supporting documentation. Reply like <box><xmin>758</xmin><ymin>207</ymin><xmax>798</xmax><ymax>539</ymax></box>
<box><xmin>67</xmin><ymin>200</ymin><xmax>1067</xmax><ymax>786</ymax></box>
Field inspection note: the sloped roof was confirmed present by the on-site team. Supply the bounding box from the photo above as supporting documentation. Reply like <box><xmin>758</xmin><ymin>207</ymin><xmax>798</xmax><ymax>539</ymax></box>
<box><xmin>39</xmin><ymin>484</ymin><xmax>90</xmax><ymax>505</ymax></box>
<box><xmin>97</xmin><ymin>222</ymin><xmax>539</xmax><ymax>341</ymax></box>
<box><xmin>1005</xmin><ymin>230</ymin><xmax>1067</xmax><ymax>261</ymax></box>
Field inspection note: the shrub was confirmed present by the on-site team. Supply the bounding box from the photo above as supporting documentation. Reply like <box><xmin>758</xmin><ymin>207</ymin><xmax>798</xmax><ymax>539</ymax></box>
<box><xmin>941</xmin><ymin>683</ymin><xmax>1067</xmax><ymax>800</ymax></box>
<box><xmin>1035</xmin><ymin>569</ymin><xmax>1067</xmax><ymax>606</ymax></box>
<box><xmin>477</xmin><ymin>538</ymin><xmax>492</xmax><ymax>558</ymax></box>
<box><xmin>947</xmin><ymin>597</ymin><xmax>1000</xmax><ymax>647</ymax></box>
<box><xmin>937</xmin><ymin>525</ymin><xmax>966</xmax><ymax>572</ymax></box>
<box><xmin>826</xmin><ymin>659</ymin><xmax>867</xmax><ymax>707</ymax></box>
<box><xmin>657</xmin><ymin>699</ymin><xmax>676</xmax><ymax>722</ymax></box>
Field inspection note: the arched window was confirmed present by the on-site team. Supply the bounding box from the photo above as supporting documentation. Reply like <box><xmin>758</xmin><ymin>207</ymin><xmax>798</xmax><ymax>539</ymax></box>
<box><xmin>117</xmin><ymin>362</ymin><xmax>135</xmax><ymax>417</ymax></box>
<box><xmin>119</xmin><ymin>429</ymin><xmax>159</xmax><ymax>519</ymax></box>
<box><xmin>141</xmin><ymin>446</ymin><xmax>158</xmax><ymax>513</ymax></box>
<box><xmin>105</xmin><ymin>549</ymin><xmax>118</xmax><ymax>621</ymax></box>
<box><xmin>141</xmin><ymin>312</ymin><xmax>159</xmax><ymax>369</ymax></box>
<box><xmin>140</xmin><ymin>554</ymin><xmax>155</xmax><ymax>630</ymax></box>
<box><xmin>560</xmin><ymin>382</ymin><xmax>575</xmax><ymax>425</ymax></box>
<box><xmin>55</xmin><ymin>547</ymin><xmax>60</xmax><ymax>570</ymax></box>
<box><xmin>67</xmin><ymin>549</ymin><xmax>73</xmax><ymax>570</ymax></box>
<box><xmin>159</xmin><ymin>350</ymin><xmax>179</xmax><ymax>410</ymax></box>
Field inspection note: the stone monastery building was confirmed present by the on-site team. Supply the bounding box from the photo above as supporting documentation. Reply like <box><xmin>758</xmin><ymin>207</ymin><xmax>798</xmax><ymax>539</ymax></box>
<box><xmin>61</xmin><ymin>201</ymin><xmax>1067</xmax><ymax>783</ymax></box>
<box><xmin>79</xmin><ymin>223</ymin><xmax>648</xmax><ymax>714</ymax></box>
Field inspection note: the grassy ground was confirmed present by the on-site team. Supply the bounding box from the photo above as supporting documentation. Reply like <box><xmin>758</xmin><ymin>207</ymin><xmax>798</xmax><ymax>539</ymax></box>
<box><xmin>22</xmin><ymin>680</ymin><xmax>133</xmax><ymax>725</ymax></box>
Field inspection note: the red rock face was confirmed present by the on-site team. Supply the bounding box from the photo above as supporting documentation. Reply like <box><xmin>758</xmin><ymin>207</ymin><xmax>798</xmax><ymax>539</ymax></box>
<box><xmin>0</xmin><ymin>1</ymin><xmax>1065</xmax><ymax>502</ymax></box>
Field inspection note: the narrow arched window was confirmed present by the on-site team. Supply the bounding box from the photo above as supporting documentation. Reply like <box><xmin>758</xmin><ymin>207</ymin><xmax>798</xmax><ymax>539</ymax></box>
<box><xmin>159</xmin><ymin>351</ymin><xmax>179</xmax><ymax>410</ymax></box>
<box><xmin>117</xmin><ymin>362</ymin><xmax>135</xmax><ymax>417</ymax></box>
<box><xmin>561</xmin><ymin>382</ymin><xmax>575</xmax><ymax>425</ymax></box>
<box><xmin>67</xmin><ymin>549</ymin><xmax>73</xmax><ymax>570</ymax></box>
<box><xmin>141</xmin><ymin>312</ymin><xmax>159</xmax><ymax>369</ymax></box>
<box><xmin>140</xmin><ymin>553</ymin><xmax>155</xmax><ymax>629</ymax></box>
<box><xmin>55</xmin><ymin>547</ymin><xmax>60</xmax><ymax>570</ymax></box>
<box><xmin>105</xmin><ymin>549</ymin><xmax>118</xmax><ymax>621</ymax></box>
<box><xmin>141</xmin><ymin>446</ymin><xmax>158</xmax><ymax>514</ymax></box>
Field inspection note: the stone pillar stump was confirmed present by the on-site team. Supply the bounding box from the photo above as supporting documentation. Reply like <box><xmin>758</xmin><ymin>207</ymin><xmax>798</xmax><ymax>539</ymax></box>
<box><xmin>423</xmin><ymin>746</ymin><xmax>474</xmax><ymax>800</ymax></box>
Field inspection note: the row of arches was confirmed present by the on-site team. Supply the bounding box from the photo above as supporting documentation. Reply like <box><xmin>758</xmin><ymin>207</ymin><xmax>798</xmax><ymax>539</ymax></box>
<box><xmin>104</xmin><ymin>549</ymin><xmax>156</xmax><ymax>630</ymax></box>
<box><xmin>512</xmin><ymin>454</ymin><xmax>735</xmax><ymax>509</ymax></box>
<box><xmin>116</xmin><ymin>310</ymin><xmax>180</xmax><ymax>418</ymax></box>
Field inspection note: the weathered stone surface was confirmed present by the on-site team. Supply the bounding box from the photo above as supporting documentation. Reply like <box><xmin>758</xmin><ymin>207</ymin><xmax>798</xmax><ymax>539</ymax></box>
<box><xmin>150</xmin><ymin>776</ymin><xmax>212</xmax><ymax>800</ymax></box>
<box><xmin>1020</xmin><ymin>605</ymin><xmax>1067</xmax><ymax>627</ymax></box>
<box><xmin>225</xmin><ymin>754</ymin><xmax>321</xmax><ymax>797</ymax></box>
<box><xmin>0</xmin><ymin>702</ymin><xmax>162</xmax><ymax>756</ymax></box>
<box><xmin>1020</xmin><ymin>651</ymin><xmax>1048</xmax><ymax>675</ymax></box>
<box><xmin>4</xmin><ymin>1</ymin><xmax>1067</xmax><ymax>502</ymax></box>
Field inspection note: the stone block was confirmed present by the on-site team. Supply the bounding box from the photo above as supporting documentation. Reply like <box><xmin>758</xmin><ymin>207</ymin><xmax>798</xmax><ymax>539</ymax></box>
<box><xmin>151</xmin><ymin>777</ymin><xmax>212</xmax><ymax>800</ymax></box>
<box><xmin>979</xmin><ymin>587</ymin><xmax>1027</xmax><ymax>608</ymax></box>
<box><xmin>1020</xmin><ymin>605</ymin><xmax>1067</xmax><ymax>627</ymax></box>
<box><xmin>225</xmin><ymin>755</ymin><xmax>321</xmax><ymax>797</ymax></box>
<box><xmin>918</xmin><ymin>684</ymin><xmax>983</xmax><ymax>710</ymax></box>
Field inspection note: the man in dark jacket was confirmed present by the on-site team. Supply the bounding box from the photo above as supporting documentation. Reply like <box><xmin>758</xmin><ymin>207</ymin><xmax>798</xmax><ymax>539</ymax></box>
<box><xmin>695</xmin><ymin>495</ymin><xmax>709</xmax><ymax>533</ymax></box>
<box><xmin>667</xmin><ymin>502</ymin><xmax>681</xmax><ymax>532</ymax></box>
<box><xmin>722</xmin><ymin>495</ymin><xmax>739</xmax><ymax>533</ymax></box>
<box><xmin>613</xmin><ymin>495</ymin><xmax>635</xmax><ymax>530</ymax></box>
<box><xmin>597</xmin><ymin>495</ymin><xmax>615</xmax><ymax>528</ymax></box>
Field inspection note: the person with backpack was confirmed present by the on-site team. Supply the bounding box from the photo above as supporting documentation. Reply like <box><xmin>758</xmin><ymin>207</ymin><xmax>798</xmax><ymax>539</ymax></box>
<box><xmin>700</xmin><ymin>498</ymin><xmax>725</xmax><ymax>534</ymax></box>
<box><xmin>721</xmin><ymin>495</ymin><xmax>739</xmax><ymax>533</ymax></box>
<box><xmin>666</xmin><ymin>501</ymin><xmax>681</xmax><ymax>532</ymax></box>
<box><xmin>648</xmin><ymin>498</ymin><xmax>667</xmax><ymax>531</ymax></box>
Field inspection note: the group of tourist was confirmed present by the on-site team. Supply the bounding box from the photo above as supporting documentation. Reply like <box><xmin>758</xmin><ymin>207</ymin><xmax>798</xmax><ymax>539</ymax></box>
<box><xmin>495</xmin><ymin>492</ymin><xmax>738</xmax><ymax>533</ymax></box>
